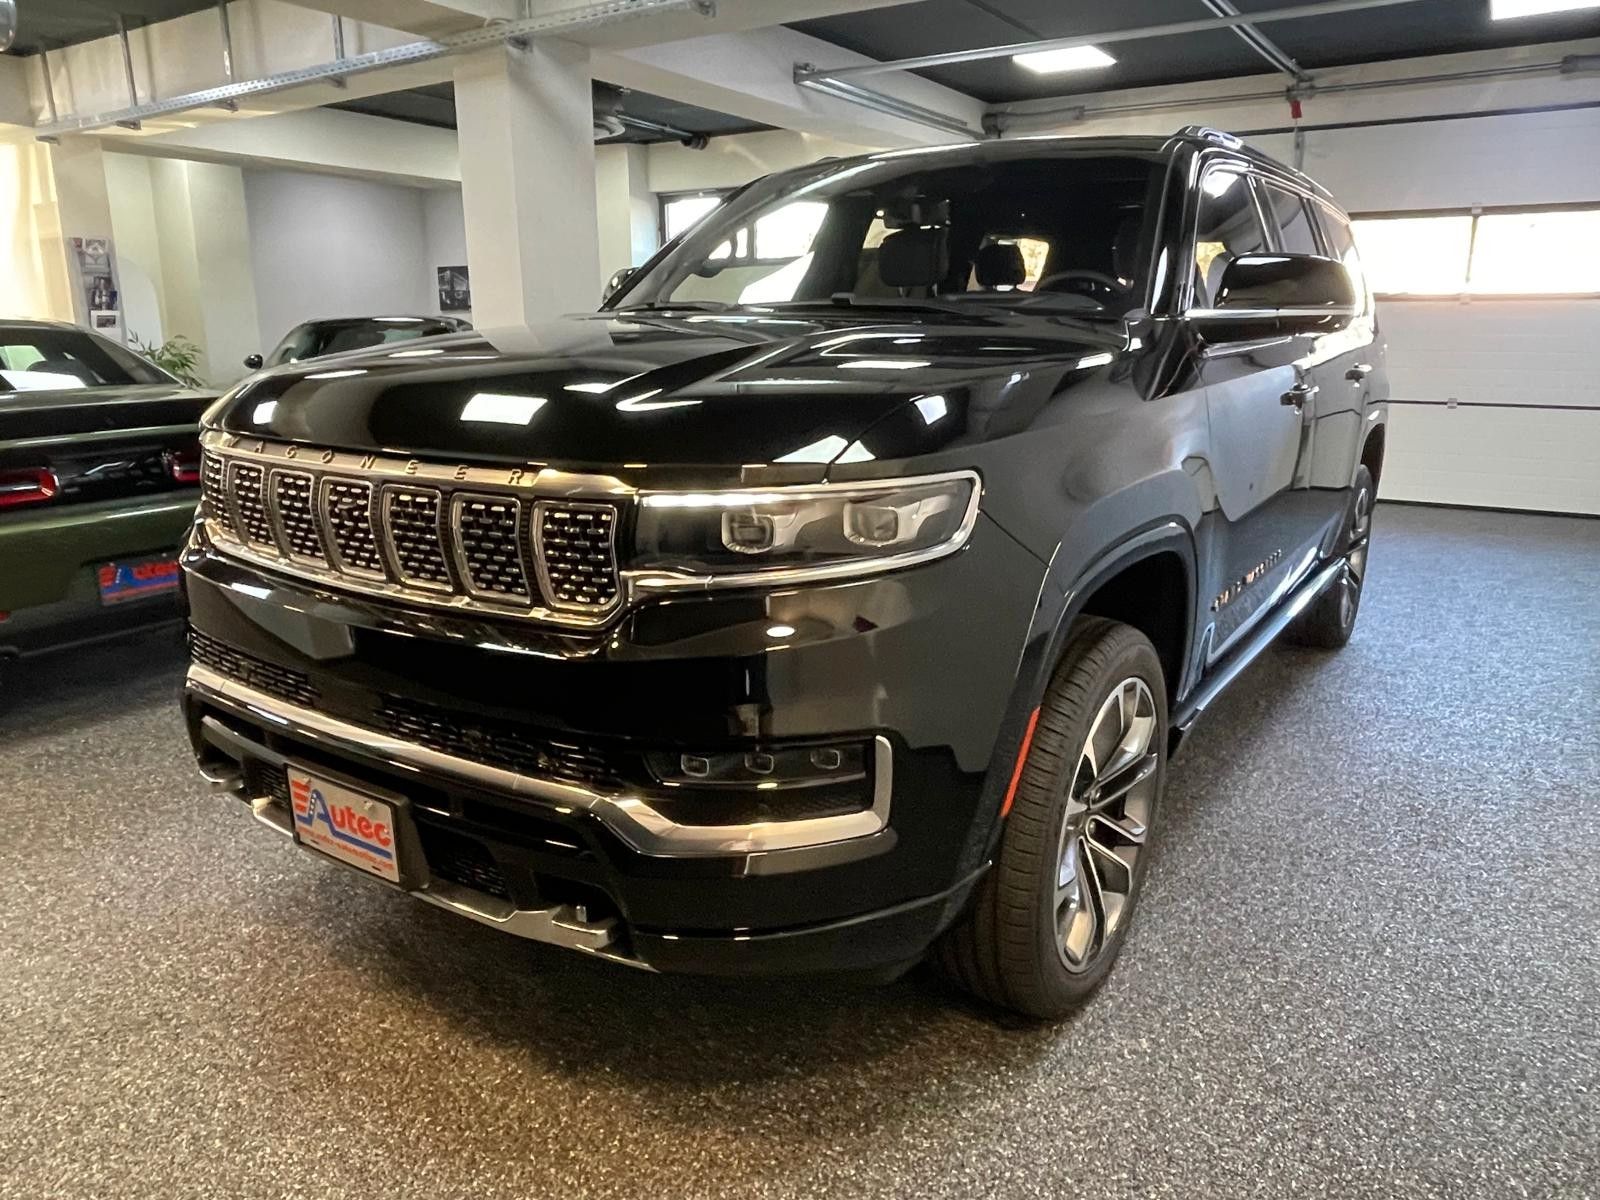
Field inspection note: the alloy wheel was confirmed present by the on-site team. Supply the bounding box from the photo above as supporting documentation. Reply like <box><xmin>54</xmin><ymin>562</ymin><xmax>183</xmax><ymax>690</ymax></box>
<box><xmin>1338</xmin><ymin>484</ymin><xmax>1373</xmax><ymax>627</ymax></box>
<box><xmin>1054</xmin><ymin>677</ymin><xmax>1160</xmax><ymax>972</ymax></box>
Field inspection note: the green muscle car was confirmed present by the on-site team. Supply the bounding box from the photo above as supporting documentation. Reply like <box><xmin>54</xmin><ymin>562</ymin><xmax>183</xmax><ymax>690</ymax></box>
<box><xmin>0</xmin><ymin>320</ymin><xmax>213</xmax><ymax>662</ymax></box>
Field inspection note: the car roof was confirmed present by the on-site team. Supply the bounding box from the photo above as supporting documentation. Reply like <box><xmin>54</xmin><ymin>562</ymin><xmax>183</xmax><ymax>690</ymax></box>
<box><xmin>804</xmin><ymin>126</ymin><xmax>1330</xmax><ymax>202</ymax></box>
<box><xmin>296</xmin><ymin>316</ymin><xmax>454</xmax><ymax>329</ymax></box>
<box><xmin>0</xmin><ymin>318</ymin><xmax>87</xmax><ymax>334</ymax></box>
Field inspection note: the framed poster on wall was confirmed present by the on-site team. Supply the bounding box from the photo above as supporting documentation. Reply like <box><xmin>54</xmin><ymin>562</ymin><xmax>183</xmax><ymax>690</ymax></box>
<box><xmin>437</xmin><ymin>265</ymin><xmax>470</xmax><ymax>312</ymax></box>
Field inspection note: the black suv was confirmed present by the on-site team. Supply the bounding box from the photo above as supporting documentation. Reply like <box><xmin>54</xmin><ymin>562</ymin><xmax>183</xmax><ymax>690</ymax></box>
<box><xmin>182</xmin><ymin>127</ymin><xmax>1385</xmax><ymax>1017</ymax></box>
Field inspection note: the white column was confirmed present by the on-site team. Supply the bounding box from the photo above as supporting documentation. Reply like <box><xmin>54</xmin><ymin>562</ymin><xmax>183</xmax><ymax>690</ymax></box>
<box><xmin>454</xmin><ymin>40</ymin><xmax>600</xmax><ymax>328</ymax></box>
<box><xmin>594</xmin><ymin>142</ymin><xmax>656</xmax><ymax>299</ymax></box>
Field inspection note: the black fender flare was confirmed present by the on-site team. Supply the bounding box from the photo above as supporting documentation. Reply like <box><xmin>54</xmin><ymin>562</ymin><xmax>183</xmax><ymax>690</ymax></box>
<box><xmin>951</xmin><ymin>518</ymin><xmax>1198</xmax><ymax>877</ymax></box>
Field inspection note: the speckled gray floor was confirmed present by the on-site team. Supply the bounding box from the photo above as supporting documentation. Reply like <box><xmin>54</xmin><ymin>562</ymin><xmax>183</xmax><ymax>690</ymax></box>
<box><xmin>2</xmin><ymin>503</ymin><xmax>1597</xmax><ymax>1200</ymax></box>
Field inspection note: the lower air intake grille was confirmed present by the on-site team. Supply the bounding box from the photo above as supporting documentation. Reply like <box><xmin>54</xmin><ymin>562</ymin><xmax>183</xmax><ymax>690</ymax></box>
<box><xmin>376</xmin><ymin>696</ymin><xmax>618</xmax><ymax>789</ymax></box>
<box><xmin>190</xmin><ymin>629</ymin><xmax>320</xmax><ymax>708</ymax></box>
<box><xmin>418</xmin><ymin>825</ymin><xmax>511</xmax><ymax>900</ymax></box>
<box><xmin>537</xmin><ymin>503</ymin><xmax>620</xmax><ymax>611</ymax></box>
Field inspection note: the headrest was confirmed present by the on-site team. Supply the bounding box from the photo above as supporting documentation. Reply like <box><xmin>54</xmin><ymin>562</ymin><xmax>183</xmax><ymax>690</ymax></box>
<box><xmin>877</xmin><ymin>227</ymin><xmax>948</xmax><ymax>289</ymax></box>
<box><xmin>975</xmin><ymin>242</ymin><xmax>1026</xmax><ymax>288</ymax></box>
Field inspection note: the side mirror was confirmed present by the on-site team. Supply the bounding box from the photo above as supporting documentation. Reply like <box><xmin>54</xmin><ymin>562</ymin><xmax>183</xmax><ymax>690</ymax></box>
<box><xmin>1190</xmin><ymin>253</ymin><xmax>1358</xmax><ymax>342</ymax></box>
<box><xmin>601</xmin><ymin>267</ymin><xmax>637</xmax><ymax>305</ymax></box>
<box><xmin>243</xmin><ymin>353</ymin><xmax>264</xmax><ymax>370</ymax></box>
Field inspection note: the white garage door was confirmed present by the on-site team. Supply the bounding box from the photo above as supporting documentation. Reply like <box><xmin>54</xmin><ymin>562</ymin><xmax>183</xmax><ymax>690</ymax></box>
<box><xmin>1378</xmin><ymin>299</ymin><xmax>1600</xmax><ymax>515</ymax></box>
<box><xmin>1351</xmin><ymin>207</ymin><xmax>1600</xmax><ymax>516</ymax></box>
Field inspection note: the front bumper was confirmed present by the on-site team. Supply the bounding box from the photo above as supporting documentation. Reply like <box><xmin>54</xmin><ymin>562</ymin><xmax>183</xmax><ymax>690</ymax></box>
<box><xmin>0</xmin><ymin>493</ymin><xmax>196</xmax><ymax>656</ymax></box>
<box><xmin>181</xmin><ymin>513</ymin><xmax>1044</xmax><ymax>975</ymax></box>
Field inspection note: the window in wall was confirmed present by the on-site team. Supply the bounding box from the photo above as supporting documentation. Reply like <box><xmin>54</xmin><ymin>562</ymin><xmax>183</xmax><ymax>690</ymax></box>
<box><xmin>660</xmin><ymin>191</ymin><xmax>729</xmax><ymax>244</ymax></box>
<box><xmin>1193</xmin><ymin>170</ymin><xmax>1269</xmax><ymax>306</ymax></box>
<box><xmin>1351</xmin><ymin>207</ymin><xmax>1600</xmax><ymax>296</ymax></box>
<box><xmin>1350</xmin><ymin>215</ymin><xmax>1474</xmax><ymax>294</ymax></box>
<box><xmin>1467</xmin><ymin>209</ymin><xmax>1600</xmax><ymax>294</ymax></box>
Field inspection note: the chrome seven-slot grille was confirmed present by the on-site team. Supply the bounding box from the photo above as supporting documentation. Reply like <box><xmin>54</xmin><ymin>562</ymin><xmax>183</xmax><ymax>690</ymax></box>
<box><xmin>202</xmin><ymin>442</ymin><xmax>622</xmax><ymax>624</ymax></box>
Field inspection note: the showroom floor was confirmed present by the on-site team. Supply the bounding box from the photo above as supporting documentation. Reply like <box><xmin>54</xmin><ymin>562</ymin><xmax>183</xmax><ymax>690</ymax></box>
<box><xmin>1</xmin><ymin>504</ymin><xmax>1595</xmax><ymax>1200</ymax></box>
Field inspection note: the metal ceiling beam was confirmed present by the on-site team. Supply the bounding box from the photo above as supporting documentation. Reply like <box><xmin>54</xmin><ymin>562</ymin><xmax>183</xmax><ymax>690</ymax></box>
<box><xmin>33</xmin><ymin>0</ymin><xmax>708</xmax><ymax>140</ymax></box>
<box><xmin>794</xmin><ymin>70</ymin><xmax>979</xmax><ymax>138</ymax></box>
<box><xmin>1200</xmin><ymin>0</ymin><xmax>1307</xmax><ymax>83</ymax></box>
<box><xmin>795</xmin><ymin>0</ymin><xmax>1430</xmax><ymax>82</ymax></box>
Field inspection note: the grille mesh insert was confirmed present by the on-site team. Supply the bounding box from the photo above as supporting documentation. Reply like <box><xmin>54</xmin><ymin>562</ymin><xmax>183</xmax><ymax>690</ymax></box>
<box><xmin>383</xmin><ymin>488</ymin><xmax>453</xmax><ymax>589</ymax></box>
<box><xmin>229</xmin><ymin>463</ymin><xmax>274</xmax><ymax>547</ymax></box>
<box><xmin>538</xmin><ymin>503</ymin><xmax>620</xmax><ymax>610</ymax></box>
<box><xmin>455</xmin><ymin>495</ymin><xmax>530</xmax><ymax>598</ymax></box>
<box><xmin>271</xmin><ymin>471</ymin><xmax>325</xmax><ymax>562</ymax></box>
<box><xmin>321</xmin><ymin>479</ymin><xmax>384</xmax><ymax>576</ymax></box>
<box><xmin>201</xmin><ymin>451</ymin><xmax>231</xmax><ymax>532</ymax></box>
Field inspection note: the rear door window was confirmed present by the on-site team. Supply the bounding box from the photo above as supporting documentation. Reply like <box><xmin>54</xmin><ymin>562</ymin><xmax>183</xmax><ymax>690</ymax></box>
<box><xmin>1192</xmin><ymin>168</ymin><xmax>1269</xmax><ymax>307</ymax></box>
<box><xmin>1261</xmin><ymin>183</ymin><xmax>1321</xmax><ymax>255</ymax></box>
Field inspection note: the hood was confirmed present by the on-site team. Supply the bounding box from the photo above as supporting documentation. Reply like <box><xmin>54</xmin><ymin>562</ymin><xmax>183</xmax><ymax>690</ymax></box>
<box><xmin>0</xmin><ymin>382</ymin><xmax>215</xmax><ymax>442</ymax></box>
<box><xmin>210</xmin><ymin>313</ymin><xmax>1121</xmax><ymax>472</ymax></box>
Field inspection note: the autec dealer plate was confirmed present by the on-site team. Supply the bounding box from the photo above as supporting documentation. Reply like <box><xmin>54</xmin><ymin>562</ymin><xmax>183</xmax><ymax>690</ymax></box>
<box><xmin>287</xmin><ymin>767</ymin><xmax>401</xmax><ymax>884</ymax></box>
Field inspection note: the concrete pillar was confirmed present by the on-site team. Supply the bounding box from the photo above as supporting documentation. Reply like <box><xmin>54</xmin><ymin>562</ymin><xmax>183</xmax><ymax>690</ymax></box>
<box><xmin>147</xmin><ymin>159</ymin><xmax>262</xmax><ymax>385</ymax></box>
<box><xmin>454</xmin><ymin>40</ymin><xmax>600</xmax><ymax>328</ymax></box>
<box><xmin>595</xmin><ymin>142</ymin><xmax>657</xmax><ymax>299</ymax></box>
<box><xmin>43</xmin><ymin>138</ymin><xmax>118</xmax><ymax>330</ymax></box>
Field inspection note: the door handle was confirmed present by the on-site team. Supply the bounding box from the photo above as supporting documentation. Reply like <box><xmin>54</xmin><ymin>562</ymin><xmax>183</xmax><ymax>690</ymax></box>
<box><xmin>1281</xmin><ymin>382</ymin><xmax>1319</xmax><ymax>409</ymax></box>
<box><xmin>1345</xmin><ymin>363</ymin><xmax>1373</xmax><ymax>382</ymax></box>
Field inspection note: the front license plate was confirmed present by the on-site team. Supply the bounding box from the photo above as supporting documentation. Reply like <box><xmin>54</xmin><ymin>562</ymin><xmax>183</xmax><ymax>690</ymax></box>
<box><xmin>287</xmin><ymin>768</ymin><xmax>402</xmax><ymax>884</ymax></box>
<box><xmin>97</xmin><ymin>555</ymin><xmax>180</xmax><ymax>605</ymax></box>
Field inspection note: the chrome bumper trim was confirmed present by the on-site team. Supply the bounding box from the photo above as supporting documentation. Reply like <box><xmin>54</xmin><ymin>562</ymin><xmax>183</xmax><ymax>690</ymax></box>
<box><xmin>247</xmin><ymin>794</ymin><xmax>652</xmax><ymax>969</ymax></box>
<box><xmin>186</xmin><ymin>662</ymin><xmax>893</xmax><ymax>857</ymax></box>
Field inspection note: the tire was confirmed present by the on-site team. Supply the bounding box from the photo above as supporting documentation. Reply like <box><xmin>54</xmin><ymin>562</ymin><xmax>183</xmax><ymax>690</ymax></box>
<box><xmin>1285</xmin><ymin>466</ymin><xmax>1374</xmax><ymax>649</ymax></box>
<box><xmin>935</xmin><ymin>617</ymin><xmax>1168</xmax><ymax>1019</ymax></box>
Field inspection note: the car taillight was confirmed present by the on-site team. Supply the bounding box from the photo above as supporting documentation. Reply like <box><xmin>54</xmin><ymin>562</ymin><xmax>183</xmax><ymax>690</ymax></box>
<box><xmin>0</xmin><ymin>467</ymin><xmax>59</xmax><ymax>509</ymax></box>
<box><xmin>164</xmin><ymin>444</ymin><xmax>202</xmax><ymax>485</ymax></box>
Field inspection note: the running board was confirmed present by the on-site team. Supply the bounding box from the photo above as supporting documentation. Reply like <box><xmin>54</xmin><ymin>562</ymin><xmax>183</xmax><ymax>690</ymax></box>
<box><xmin>1171</xmin><ymin>557</ymin><xmax>1346</xmax><ymax>745</ymax></box>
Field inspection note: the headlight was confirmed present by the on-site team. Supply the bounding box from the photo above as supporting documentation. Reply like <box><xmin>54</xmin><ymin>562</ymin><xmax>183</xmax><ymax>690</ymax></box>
<box><xmin>630</xmin><ymin>471</ymin><xmax>979</xmax><ymax>590</ymax></box>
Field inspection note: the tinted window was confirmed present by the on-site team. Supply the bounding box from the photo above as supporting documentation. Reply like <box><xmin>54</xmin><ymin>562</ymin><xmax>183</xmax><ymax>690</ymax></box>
<box><xmin>1316</xmin><ymin>203</ymin><xmax>1370</xmax><ymax>306</ymax></box>
<box><xmin>623</xmin><ymin>154</ymin><xmax>1163</xmax><ymax>318</ymax></box>
<box><xmin>1262</xmin><ymin>184</ymin><xmax>1320</xmax><ymax>255</ymax></box>
<box><xmin>1192</xmin><ymin>169</ymin><xmax>1269</xmax><ymax>307</ymax></box>
<box><xmin>0</xmin><ymin>327</ymin><xmax>171</xmax><ymax>393</ymax></box>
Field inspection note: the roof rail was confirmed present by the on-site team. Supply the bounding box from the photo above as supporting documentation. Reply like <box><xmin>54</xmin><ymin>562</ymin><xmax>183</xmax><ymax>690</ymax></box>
<box><xmin>1176</xmin><ymin>125</ymin><xmax>1244</xmax><ymax>148</ymax></box>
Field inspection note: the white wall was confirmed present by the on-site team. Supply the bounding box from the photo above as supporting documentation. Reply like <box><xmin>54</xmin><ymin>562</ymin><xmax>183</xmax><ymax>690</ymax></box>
<box><xmin>423</xmin><ymin>187</ymin><xmax>470</xmax><ymax>321</ymax></box>
<box><xmin>243</xmin><ymin>169</ymin><xmax>438</xmax><ymax>352</ymax></box>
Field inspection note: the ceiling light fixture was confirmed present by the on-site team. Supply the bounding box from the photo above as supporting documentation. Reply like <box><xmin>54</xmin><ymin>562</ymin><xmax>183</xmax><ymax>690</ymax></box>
<box><xmin>1013</xmin><ymin>45</ymin><xmax>1117</xmax><ymax>74</ymax></box>
<box><xmin>1490</xmin><ymin>0</ymin><xmax>1599</xmax><ymax>16</ymax></box>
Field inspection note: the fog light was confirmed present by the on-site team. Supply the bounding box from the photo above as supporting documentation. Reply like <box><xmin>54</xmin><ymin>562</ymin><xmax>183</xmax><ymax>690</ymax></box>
<box><xmin>722</xmin><ymin>511</ymin><xmax>775</xmax><ymax>554</ymax></box>
<box><xmin>646</xmin><ymin>741</ymin><xmax>869</xmax><ymax>789</ymax></box>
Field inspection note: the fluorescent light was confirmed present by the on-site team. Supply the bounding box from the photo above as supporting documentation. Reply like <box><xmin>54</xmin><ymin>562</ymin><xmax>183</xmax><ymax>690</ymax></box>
<box><xmin>1491</xmin><ymin>0</ymin><xmax>1599</xmax><ymax>17</ymax></box>
<box><xmin>303</xmin><ymin>368</ymin><xmax>366</xmax><ymax>380</ymax></box>
<box><xmin>1014</xmin><ymin>44</ymin><xmax>1116</xmax><ymax>74</ymax></box>
<box><xmin>459</xmin><ymin>392</ymin><xmax>547</xmax><ymax>425</ymax></box>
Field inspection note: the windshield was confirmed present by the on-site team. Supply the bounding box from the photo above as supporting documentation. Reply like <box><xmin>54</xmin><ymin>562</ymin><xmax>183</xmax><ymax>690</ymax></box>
<box><xmin>268</xmin><ymin>320</ymin><xmax>459</xmax><ymax>366</ymax></box>
<box><xmin>615</xmin><ymin>152</ymin><xmax>1163</xmax><ymax>318</ymax></box>
<box><xmin>0</xmin><ymin>326</ymin><xmax>174</xmax><ymax>394</ymax></box>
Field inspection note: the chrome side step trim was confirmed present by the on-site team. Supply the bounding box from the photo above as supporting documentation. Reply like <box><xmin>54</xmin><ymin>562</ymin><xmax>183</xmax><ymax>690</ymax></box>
<box><xmin>247</xmin><ymin>794</ymin><xmax>652</xmax><ymax>970</ymax></box>
<box><xmin>186</xmin><ymin>662</ymin><xmax>892</xmax><ymax>857</ymax></box>
<box><xmin>1173</xmin><ymin>556</ymin><xmax>1346</xmax><ymax>735</ymax></box>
